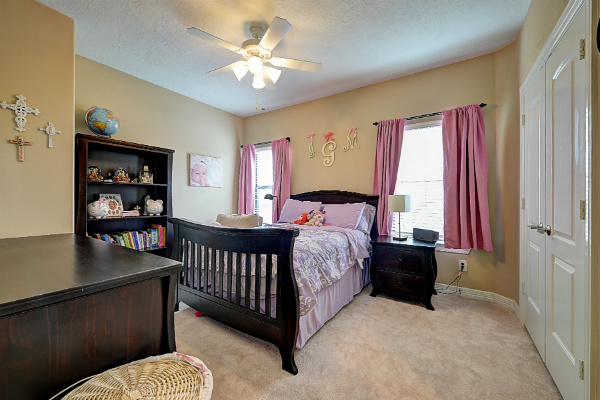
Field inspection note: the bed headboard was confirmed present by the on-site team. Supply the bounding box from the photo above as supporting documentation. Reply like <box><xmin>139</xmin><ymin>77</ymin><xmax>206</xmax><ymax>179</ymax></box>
<box><xmin>290</xmin><ymin>190</ymin><xmax>379</xmax><ymax>238</ymax></box>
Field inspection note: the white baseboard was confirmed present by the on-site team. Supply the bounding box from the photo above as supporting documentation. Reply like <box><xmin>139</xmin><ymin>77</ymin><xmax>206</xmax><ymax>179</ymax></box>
<box><xmin>434</xmin><ymin>283</ymin><xmax>519</xmax><ymax>316</ymax></box>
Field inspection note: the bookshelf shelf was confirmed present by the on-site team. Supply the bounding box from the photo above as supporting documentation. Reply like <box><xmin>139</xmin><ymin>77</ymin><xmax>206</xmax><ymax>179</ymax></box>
<box><xmin>75</xmin><ymin>133</ymin><xmax>174</xmax><ymax>256</ymax></box>
<box><xmin>87</xmin><ymin>215</ymin><xmax>168</xmax><ymax>222</ymax></box>
<box><xmin>87</xmin><ymin>181</ymin><xmax>169</xmax><ymax>187</ymax></box>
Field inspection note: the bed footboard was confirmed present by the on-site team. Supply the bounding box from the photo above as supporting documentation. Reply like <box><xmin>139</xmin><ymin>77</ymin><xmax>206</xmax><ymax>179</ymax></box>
<box><xmin>168</xmin><ymin>217</ymin><xmax>301</xmax><ymax>374</ymax></box>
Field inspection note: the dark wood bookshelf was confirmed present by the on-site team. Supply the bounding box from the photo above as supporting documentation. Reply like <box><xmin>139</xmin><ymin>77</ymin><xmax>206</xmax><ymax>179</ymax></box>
<box><xmin>75</xmin><ymin>133</ymin><xmax>174</xmax><ymax>256</ymax></box>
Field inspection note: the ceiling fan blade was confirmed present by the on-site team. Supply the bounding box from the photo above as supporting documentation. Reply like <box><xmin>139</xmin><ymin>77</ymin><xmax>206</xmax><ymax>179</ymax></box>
<box><xmin>187</xmin><ymin>27</ymin><xmax>241</xmax><ymax>53</ymax></box>
<box><xmin>206</xmin><ymin>62</ymin><xmax>242</xmax><ymax>75</ymax></box>
<box><xmin>269</xmin><ymin>57</ymin><xmax>322</xmax><ymax>73</ymax></box>
<box><xmin>259</xmin><ymin>17</ymin><xmax>292</xmax><ymax>51</ymax></box>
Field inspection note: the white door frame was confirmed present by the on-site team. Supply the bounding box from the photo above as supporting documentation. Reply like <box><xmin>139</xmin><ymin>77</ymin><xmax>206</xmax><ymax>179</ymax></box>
<box><xmin>519</xmin><ymin>0</ymin><xmax>593</xmax><ymax>398</ymax></box>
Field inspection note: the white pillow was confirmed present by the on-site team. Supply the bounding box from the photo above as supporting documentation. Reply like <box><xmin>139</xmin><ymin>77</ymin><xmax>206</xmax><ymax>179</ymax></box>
<box><xmin>216</xmin><ymin>213</ymin><xmax>263</xmax><ymax>228</ymax></box>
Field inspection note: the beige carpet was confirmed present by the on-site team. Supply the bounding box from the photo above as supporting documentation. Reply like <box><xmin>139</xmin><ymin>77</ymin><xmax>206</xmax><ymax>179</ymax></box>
<box><xmin>175</xmin><ymin>289</ymin><xmax>562</xmax><ymax>400</ymax></box>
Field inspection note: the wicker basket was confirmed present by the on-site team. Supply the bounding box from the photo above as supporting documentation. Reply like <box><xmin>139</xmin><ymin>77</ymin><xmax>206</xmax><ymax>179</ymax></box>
<box><xmin>62</xmin><ymin>353</ymin><xmax>212</xmax><ymax>400</ymax></box>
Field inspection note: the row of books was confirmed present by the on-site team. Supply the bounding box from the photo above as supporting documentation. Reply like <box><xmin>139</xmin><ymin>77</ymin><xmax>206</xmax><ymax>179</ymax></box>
<box><xmin>92</xmin><ymin>224</ymin><xmax>166</xmax><ymax>251</ymax></box>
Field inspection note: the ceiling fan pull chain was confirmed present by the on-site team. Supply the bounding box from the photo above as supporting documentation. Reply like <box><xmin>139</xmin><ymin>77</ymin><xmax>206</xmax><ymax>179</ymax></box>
<box><xmin>255</xmin><ymin>89</ymin><xmax>258</xmax><ymax>110</ymax></box>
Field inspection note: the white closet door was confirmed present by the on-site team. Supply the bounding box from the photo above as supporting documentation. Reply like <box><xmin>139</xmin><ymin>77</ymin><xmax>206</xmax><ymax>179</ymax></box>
<box><xmin>522</xmin><ymin>66</ymin><xmax>546</xmax><ymax>359</ymax></box>
<box><xmin>544</xmin><ymin>8</ymin><xmax>586</xmax><ymax>400</ymax></box>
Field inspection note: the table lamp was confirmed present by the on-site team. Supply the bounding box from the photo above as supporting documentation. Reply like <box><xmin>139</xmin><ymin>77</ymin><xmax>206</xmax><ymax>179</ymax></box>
<box><xmin>388</xmin><ymin>195</ymin><xmax>411</xmax><ymax>241</ymax></box>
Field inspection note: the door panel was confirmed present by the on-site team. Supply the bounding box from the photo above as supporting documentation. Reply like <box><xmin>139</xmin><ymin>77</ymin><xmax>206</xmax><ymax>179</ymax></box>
<box><xmin>544</xmin><ymin>8</ymin><xmax>585</xmax><ymax>400</ymax></box>
<box><xmin>523</xmin><ymin>66</ymin><xmax>546</xmax><ymax>358</ymax></box>
<box><xmin>551</xmin><ymin>59</ymin><xmax>574</xmax><ymax>240</ymax></box>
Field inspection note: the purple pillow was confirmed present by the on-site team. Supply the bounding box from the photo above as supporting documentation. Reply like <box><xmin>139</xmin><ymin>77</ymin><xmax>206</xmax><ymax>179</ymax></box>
<box><xmin>356</xmin><ymin>204</ymin><xmax>376</xmax><ymax>234</ymax></box>
<box><xmin>277</xmin><ymin>199</ymin><xmax>322</xmax><ymax>223</ymax></box>
<box><xmin>321</xmin><ymin>202</ymin><xmax>366</xmax><ymax>230</ymax></box>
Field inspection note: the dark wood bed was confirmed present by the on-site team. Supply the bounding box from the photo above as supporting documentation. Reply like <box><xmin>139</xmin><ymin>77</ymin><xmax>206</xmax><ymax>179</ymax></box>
<box><xmin>169</xmin><ymin>190</ymin><xmax>378</xmax><ymax>374</ymax></box>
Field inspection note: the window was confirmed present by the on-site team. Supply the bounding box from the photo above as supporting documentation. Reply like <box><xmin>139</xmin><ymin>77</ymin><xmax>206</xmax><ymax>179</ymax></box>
<box><xmin>393</xmin><ymin>120</ymin><xmax>444</xmax><ymax>240</ymax></box>
<box><xmin>254</xmin><ymin>145</ymin><xmax>273</xmax><ymax>224</ymax></box>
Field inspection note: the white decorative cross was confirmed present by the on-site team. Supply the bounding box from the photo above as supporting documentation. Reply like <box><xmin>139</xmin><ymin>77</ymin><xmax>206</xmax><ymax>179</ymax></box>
<box><xmin>39</xmin><ymin>122</ymin><xmax>61</xmax><ymax>148</ymax></box>
<box><xmin>1</xmin><ymin>94</ymin><xmax>40</xmax><ymax>132</ymax></box>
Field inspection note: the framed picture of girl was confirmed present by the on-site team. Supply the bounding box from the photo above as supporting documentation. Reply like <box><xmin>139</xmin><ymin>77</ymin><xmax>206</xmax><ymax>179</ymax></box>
<box><xmin>189</xmin><ymin>154</ymin><xmax>223</xmax><ymax>187</ymax></box>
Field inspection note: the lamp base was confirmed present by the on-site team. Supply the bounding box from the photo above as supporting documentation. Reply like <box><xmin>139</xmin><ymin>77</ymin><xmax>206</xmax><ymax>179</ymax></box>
<box><xmin>393</xmin><ymin>236</ymin><xmax>408</xmax><ymax>241</ymax></box>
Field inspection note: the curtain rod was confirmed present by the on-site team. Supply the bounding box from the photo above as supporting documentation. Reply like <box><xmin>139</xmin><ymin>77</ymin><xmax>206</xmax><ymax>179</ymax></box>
<box><xmin>372</xmin><ymin>103</ymin><xmax>487</xmax><ymax>126</ymax></box>
<box><xmin>240</xmin><ymin>137</ymin><xmax>290</xmax><ymax>148</ymax></box>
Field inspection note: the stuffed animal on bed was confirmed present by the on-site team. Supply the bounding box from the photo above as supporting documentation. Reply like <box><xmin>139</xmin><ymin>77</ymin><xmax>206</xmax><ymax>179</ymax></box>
<box><xmin>293</xmin><ymin>210</ymin><xmax>315</xmax><ymax>225</ymax></box>
<box><xmin>306</xmin><ymin>210</ymin><xmax>327</xmax><ymax>226</ymax></box>
<box><xmin>293</xmin><ymin>212</ymin><xmax>309</xmax><ymax>225</ymax></box>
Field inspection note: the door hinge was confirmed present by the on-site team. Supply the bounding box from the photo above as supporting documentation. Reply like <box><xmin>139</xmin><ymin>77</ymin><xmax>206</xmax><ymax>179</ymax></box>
<box><xmin>521</xmin><ymin>114</ymin><xmax>526</xmax><ymax>126</ymax></box>
<box><xmin>579</xmin><ymin>200</ymin><xmax>586</xmax><ymax>220</ymax></box>
<box><xmin>579</xmin><ymin>359</ymin><xmax>584</xmax><ymax>380</ymax></box>
<box><xmin>521</xmin><ymin>282</ymin><xmax>526</xmax><ymax>294</ymax></box>
<box><xmin>580</xmin><ymin>39</ymin><xmax>585</xmax><ymax>60</ymax></box>
<box><xmin>521</xmin><ymin>198</ymin><xmax>525</xmax><ymax>210</ymax></box>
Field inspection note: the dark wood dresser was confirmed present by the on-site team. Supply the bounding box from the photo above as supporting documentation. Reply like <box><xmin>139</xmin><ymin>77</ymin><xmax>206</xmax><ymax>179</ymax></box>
<box><xmin>0</xmin><ymin>234</ymin><xmax>182</xmax><ymax>400</ymax></box>
<box><xmin>370</xmin><ymin>236</ymin><xmax>438</xmax><ymax>310</ymax></box>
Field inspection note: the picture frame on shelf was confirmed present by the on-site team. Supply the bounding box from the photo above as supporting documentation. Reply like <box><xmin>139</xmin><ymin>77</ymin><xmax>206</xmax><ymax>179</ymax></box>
<box><xmin>99</xmin><ymin>193</ymin><xmax>123</xmax><ymax>217</ymax></box>
<box><xmin>189</xmin><ymin>153</ymin><xmax>223</xmax><ymax>187</ymax></box>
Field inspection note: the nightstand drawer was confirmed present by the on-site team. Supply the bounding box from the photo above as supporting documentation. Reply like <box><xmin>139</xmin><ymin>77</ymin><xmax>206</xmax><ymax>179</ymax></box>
<box><xmin>375</xmin><ymin>270</ymin><xmax>424</xmax><ymax>298</ymax></box>
<box><xmin>374</xmin><ymin>247</ymin><xmax>424</xmax><ymax>275</ymax></box>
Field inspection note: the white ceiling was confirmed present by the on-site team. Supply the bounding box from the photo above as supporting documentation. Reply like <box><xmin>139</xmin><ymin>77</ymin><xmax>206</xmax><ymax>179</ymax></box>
<box><xmin>36</xmin><ymin>0</ymin><xmax>530</xmax><ymax>118</ymax></box>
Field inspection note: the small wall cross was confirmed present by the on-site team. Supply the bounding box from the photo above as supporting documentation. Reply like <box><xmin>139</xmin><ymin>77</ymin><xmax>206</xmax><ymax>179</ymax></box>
<box><xmin>8</xmin><ymin>136</ymin><xmax>32</xmax><ymax>162</ymax></box>
<box><xmin>1</xmin><ymin>95</ymin><xmax>40</xmax><ymax>132</ymax></box>
<box><xmin>39</xmin><ymin>122</ymin><xmax>61</xmax><ymax>148</ymax></box>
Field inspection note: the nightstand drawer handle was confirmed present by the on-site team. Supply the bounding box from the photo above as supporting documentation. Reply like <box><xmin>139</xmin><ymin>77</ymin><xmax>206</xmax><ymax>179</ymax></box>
<box><xmin>397</xmin><ymin>258</ymin><xmax>402</xmax><ymax>264</ymax></box>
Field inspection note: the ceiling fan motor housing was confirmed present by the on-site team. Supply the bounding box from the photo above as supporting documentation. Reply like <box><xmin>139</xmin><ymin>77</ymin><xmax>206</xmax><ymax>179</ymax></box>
<box><xmin>240</xmin><ymin>39</ymin><xmax>272</xmax><ymax>62</ymax></box>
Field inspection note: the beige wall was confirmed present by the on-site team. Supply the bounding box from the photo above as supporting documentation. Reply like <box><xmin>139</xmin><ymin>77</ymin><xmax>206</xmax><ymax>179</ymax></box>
<box><xmin>244</xmin><ymin>53</ymin><xmax>525</xmax><ymax>300</ymax></box>
<box><xmin>75</xmin><ymin>56</ymin><xmax>243</xmax><ymax>223</ymax></box>
<box><xmin>517</xmin><ymin>0</ymin><xmax>570</xmax><ymax>83</ymax></box>
<box><xmin>0</xmin><ymin>0</ymin><xmax>74</xmax><ymax>238</ymax></box>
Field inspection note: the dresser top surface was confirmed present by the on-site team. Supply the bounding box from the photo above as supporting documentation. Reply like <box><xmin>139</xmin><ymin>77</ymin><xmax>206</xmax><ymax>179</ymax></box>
<box><xmin>371</xmin><ymin>235</ymin><xmax>437</xmax><ymax>249</ymax></box>
<box><xmin>0</xmin><ymin>233</ymin><xmax>181</xmax><ymax>317</ymax></box>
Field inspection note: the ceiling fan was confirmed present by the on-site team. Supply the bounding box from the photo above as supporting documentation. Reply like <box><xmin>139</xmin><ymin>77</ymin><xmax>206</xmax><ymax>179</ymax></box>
<box><xmin>187</xmin><ymin>16</ymin><xmax>322</xmax><ymax>90</ymax></box>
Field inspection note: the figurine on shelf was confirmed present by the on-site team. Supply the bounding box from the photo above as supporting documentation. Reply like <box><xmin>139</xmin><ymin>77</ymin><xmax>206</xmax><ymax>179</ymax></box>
<box><xmin>139</xmin><ymin>165</ymin><xmax>154</xmax><ymax>184</ymax></box>
<box><xmin>143</xmin><ymin>195</ymin><xmax>163</xmax><ymax>216</ymax></box>
<box><xmin>87</xmin><ymin>166</ymin><xmax>103</xmax><ymax>182</ymax></box>
<box><xmin>113</xmin><ymin>167</ymin><xmax>130</xmax><ymax>182</ymax></box>
<box><xmin>87</xmin><ymin>199</ymin><xmax>108</xmax><ymax>219</ymax></box>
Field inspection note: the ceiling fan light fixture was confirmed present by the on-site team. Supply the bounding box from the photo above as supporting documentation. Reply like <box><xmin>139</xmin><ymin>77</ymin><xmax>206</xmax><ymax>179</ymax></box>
<box><xmin>265</xmin><ymin>67</ymin><xmax>281</xmax><ymax>84</ymax></box>
<box><xmin>232</xmin><ymin>62</ymin><xmax>248</xmax><ymax>81</ymax></box>
<box><xmin>247</xmin><ymin>56</ymin><xmax>264</xmax><ymax>75</ymax></box>
<box><xmin>252</xmin><ymin>75</ymin><xmax>266</xmax><ymax>89</ymax></box>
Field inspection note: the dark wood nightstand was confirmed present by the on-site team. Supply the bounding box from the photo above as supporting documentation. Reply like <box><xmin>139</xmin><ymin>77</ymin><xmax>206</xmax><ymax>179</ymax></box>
<box><xmin>370</xmin><ymin>236</ymin><xmax>438</xmax><ymax>310</ymax></box>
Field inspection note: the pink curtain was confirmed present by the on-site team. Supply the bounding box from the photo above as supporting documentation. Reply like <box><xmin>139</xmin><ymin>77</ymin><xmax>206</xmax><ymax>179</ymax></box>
<box><xmin>442</xmin><ymin>104</ymin><xmax>493</xmax><ymax>251</ymax></box>
<box><xmin>372</xmin><ymin>119</ymin><xmax>405</xmax><ymax>236</ymax></box>
<box><xmin>237</xmin><ymin>144</ymin><xmax>256</xmax><ymax>214</ymax></box>
<box><xmin>272</xmin><ymin>138</ymin><xmax>291</xmax><ymax>222</ymax></box>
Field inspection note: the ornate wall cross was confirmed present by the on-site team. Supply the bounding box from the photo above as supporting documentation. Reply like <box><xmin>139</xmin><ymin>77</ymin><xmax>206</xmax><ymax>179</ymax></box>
<box><xmin>39</xmin><ymin>122</ymin><xmax>61</xmax><ymax>148</ymax></box>
<box><xmin>1</xmin><ymin>94</ymin><xmax>40</xmax><ymax>132</ymax></box>
<box><xmin>8</xmin><ymin>136</ymin><xmax>32</xmax><ymax>162</ymax></box>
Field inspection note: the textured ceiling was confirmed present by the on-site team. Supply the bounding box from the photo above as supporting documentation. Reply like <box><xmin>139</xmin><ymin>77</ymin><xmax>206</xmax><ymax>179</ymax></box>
<box><xmin>36</xmin><ymin>0</ymin><xmax>530</xmax><ymax>118</ymax></box>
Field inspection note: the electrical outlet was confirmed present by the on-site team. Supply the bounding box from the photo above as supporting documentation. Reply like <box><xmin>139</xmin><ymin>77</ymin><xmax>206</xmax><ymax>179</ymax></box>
<box><xmin>459</xmin><ymin>260</ymin><xmax>467</xmax><ymax>272</ymax></box>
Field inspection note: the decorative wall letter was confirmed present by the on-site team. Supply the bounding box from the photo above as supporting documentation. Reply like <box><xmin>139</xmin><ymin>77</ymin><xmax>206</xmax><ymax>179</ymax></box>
<box><xmin>344</xmin><ymin>127</ymin><xmax>360</xmax><ymax>151</ymax></box>
<box><xmin>306</xmin><ymin>132</ymin><xmax>315</xmax><ymax>158</ymax></box>
<box><xmin>1</xmin><ymin>94</ymin><xmax>40</xmax><ymax>132</ymax></box>
<box><xmin>322</xmin><ymin>132</ymin><xmax>336</xmax><ymax>167</ymax></box>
